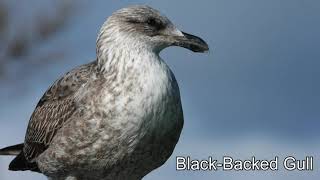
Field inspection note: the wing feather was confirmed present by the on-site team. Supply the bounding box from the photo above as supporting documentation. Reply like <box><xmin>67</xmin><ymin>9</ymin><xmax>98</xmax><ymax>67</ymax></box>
<box><xmin>23</xmin><ymin>61</ymin><xmax>97</xmax><ymax>161</ymax></box>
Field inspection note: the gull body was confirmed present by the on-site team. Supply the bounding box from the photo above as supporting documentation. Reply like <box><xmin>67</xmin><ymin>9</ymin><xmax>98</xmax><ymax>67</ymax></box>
<box><xmin>0</xmin><ymin>5</ymin><xmax>208</xmax><ymax>180</ymax></box>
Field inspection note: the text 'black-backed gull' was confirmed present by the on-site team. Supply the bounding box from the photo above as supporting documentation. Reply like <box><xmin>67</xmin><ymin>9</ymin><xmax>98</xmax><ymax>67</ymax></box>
<box><xmin>0</xmin><ymin>5</ymin><xmax>208</xmax><ymax>180</ymax></box>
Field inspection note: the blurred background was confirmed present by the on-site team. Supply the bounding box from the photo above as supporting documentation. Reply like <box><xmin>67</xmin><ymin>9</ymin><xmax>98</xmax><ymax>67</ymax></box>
<box><xmin>0</xmin><ymin>0</ymin><xmax>319</xmax><ymax>179</ymax></box>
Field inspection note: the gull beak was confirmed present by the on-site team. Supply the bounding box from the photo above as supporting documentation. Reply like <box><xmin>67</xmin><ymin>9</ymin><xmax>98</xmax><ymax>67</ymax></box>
<box><xmin>172</xmin><ymin>31</ymin><xmax>209</xmax><ymax>53</ymax></box>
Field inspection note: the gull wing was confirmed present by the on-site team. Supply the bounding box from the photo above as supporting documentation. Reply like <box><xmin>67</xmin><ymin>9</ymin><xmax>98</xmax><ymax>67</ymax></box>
<box><xmin>23</xmin><ymin>61</ymin><xmax>97</xmax><ymax>162</ymax></box>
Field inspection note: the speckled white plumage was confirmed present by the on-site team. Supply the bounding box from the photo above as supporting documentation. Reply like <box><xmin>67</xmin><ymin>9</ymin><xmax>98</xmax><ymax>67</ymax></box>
<box><xmin>38</xmin><ymin>45</ymin><xmax>183</xmax><ymax>180</ymax></box>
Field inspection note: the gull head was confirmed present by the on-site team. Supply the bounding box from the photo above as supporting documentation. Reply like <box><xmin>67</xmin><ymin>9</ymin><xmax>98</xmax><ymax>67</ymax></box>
<box><xmin>97</xmin><ymin>5</ymin><xmax>209</xmax><ymax>55</ymax></box>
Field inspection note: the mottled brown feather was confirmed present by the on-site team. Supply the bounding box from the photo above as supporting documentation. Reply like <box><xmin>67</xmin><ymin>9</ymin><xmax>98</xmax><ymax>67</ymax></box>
<box><xmin>23</xmin><ymin>61</ymin><xmax>98</xmax><ymax>162</ymax></box>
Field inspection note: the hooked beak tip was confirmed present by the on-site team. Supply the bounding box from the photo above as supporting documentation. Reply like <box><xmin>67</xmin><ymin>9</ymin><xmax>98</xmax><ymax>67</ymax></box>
<box><xmin>173</xmin><ymin>31</ymin><xmax>209</xmax><ymax>53</ymax></box>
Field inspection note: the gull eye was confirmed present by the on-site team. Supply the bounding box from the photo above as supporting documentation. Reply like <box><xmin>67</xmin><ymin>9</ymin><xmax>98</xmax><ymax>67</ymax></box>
<box><xmin>146</xmin><ymin>17</ymin><xmax>164</xmax><ymax>31</ymax></box>
<box><xmin>147</xmin><ymin>18</ymin><xmax>157</xmax><ymax>26</ymax></box>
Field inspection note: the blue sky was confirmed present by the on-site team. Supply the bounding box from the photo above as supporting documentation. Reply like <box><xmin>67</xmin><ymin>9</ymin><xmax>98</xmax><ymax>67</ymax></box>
<box><xmin>0</xmin><ymin>0</ymin><xmax>319</xmax><ymax>179</ymax></box>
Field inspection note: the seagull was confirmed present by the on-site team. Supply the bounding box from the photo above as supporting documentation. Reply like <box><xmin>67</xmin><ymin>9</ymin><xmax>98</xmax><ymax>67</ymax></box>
<box><xmin>0</xmin><ymin>5</ymin><xmax>208</xmax><ymax>180</ymax></box>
